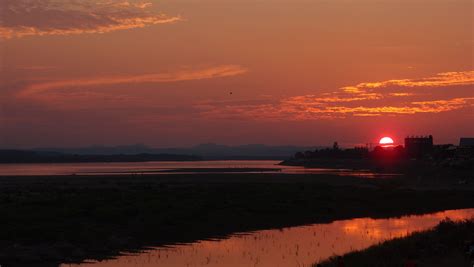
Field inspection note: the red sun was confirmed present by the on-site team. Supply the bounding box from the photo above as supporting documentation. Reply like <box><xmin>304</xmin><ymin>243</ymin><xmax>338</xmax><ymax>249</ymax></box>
<box><xmin>379</xmin><ymin>137</ymin><xmax>394</xmax><ymax>145</ymax></box>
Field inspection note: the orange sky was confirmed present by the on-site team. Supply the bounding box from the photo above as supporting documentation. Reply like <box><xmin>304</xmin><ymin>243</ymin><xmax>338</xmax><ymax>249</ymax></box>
<box><xmin>1</xmin><ymin>0</ymin><xmax>473</xmax><ymax>148</ymax></box>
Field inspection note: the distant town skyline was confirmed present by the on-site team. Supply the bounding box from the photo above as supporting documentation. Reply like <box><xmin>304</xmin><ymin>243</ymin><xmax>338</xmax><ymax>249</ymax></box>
<box><xmin>4</xmin><ymin>135</ymin><xmax>471</xmax><ymax>151</ymax></box>
<box><xmin>1</xmin><ymin>0</ymin><xmax>473</xmax><ymax>148</ymax></box>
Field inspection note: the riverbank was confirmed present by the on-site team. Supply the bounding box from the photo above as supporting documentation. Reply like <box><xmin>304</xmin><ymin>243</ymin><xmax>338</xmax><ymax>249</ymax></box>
<box><xmin>280</xmin><ymin>157</ymin><xmax>474</xmax><ymax>173</ymax></box>
<box><xmin>1</xmin><ymin>172</ymin><xmax>473</xmax><ymax>266</ymax></box>
<box><xmin>317</xmin><ymin>219</ymin><xmax>474</xmax><ymax>267</ymax></box>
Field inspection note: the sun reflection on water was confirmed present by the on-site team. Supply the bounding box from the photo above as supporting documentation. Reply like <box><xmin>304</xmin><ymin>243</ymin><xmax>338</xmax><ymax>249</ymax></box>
<box><xmin>63</xmin><ymin>209</ymin><xmax>474</xmax><ymax>267</ymax></box>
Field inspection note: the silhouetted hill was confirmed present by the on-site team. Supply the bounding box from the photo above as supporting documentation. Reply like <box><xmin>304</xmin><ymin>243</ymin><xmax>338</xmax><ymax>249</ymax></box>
<box><xmin>0</xmin><ymin>149</ymin><xmax>200</xmax><ymax>163</ymax></box>
<box><xmin>35</xmin><ymin>144</ymin><xmax>155</xmax><ymax>155</ymax></box>
<box><xmin>34</xmin><ymin>143</ymin><xmax>319</xmax><ymax>160</ymax></box>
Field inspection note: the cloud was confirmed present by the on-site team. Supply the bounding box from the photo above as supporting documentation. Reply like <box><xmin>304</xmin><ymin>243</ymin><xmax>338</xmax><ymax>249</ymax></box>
<box><xmin>17</xmin><ymin>65</ymin><xmax>248</xmax><ymax>97</ymax></box>
<box><xmin>197</xmin><ymin>70</ymin><xmax>474</xmax><ymax>120</ymax></box>
<box><xmin>0</xmin><ymin>0</ymin><xmax>181</xmax><ymax>39</ymax></box>
<box><xmin>389</xmin><ymin>93</ymin><xmax>414</xmax><ymax>97</ymax></box>
<box><xmin>342</xmin><ymin>71</ymin><xmax>474</xmax><ymax>92</ymax></box>
<box><xmin>199</xmin><ymin>96</ymin><xmax>474</xmax><ymax>121</ymax></box>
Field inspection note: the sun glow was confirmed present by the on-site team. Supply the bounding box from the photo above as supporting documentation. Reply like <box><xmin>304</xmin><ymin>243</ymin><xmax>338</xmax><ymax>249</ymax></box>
<box><xmin>379</xmin><ymin>137</ymin><xmax>394</xmax><ymax>145</ymax></box>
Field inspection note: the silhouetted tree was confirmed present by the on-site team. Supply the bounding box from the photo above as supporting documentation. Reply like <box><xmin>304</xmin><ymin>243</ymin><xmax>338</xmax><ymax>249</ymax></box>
<box><xmin>294</xmin><ymin>152</ymin><xmax>305</xmax><ymax>159</ymax></box>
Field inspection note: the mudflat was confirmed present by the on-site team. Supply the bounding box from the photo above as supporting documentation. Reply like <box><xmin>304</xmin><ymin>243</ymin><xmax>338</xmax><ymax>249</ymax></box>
<box><xmin>1</xmin><ymin>170</ymin><xmax>473</xmax><ymax>266</ymax></box>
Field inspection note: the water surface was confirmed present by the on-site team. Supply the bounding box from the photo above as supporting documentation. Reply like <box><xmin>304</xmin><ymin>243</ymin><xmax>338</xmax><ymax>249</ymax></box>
<box><xmin>0</xmin><ymin>160</ymin><xmax>396</xmax><ymax>177</ymax></box>
<box><xmin>63</xmin><ymin>208</ymin><xmax>474</xmax><ymax>267</ymax></box>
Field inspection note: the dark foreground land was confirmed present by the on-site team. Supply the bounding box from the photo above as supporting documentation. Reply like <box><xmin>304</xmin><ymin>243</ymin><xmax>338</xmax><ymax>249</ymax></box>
<box><xmin>318</xmin><ymin>219</ymin><xmax>474</xmax><ymax>267</ymax></box>
<box><xmin>1</xmin><ymin>167</ymin><xmax>474</xmax><ymax>266</ymax></box>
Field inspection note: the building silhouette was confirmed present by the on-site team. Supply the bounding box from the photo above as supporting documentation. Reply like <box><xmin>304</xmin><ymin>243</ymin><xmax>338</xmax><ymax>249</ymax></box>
<box><xmin>404</xmin><ymin>135</ymin><xmax>433</xmax><ymax>158</ymax></box>
<box><xmin>458</xmin><ymin>137</ymin><xmax>474</xmax><ymax>159</ymax></box>
<box><xmin>460</xmin><ymin>138</ymin><xmax>474</xmax><ymax>147</ymax></box>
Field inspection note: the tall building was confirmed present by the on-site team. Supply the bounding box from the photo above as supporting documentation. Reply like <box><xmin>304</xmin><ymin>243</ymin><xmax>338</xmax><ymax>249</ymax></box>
<box><xmin>405</xmin><ymin>135</ymin><xmax>434</xmax><ymax>158</ymax></box>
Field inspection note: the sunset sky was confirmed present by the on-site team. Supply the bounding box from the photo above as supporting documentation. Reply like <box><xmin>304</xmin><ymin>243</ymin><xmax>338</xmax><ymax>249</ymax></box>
<box><xmin>1</xmin><ymin>0</ymin><xmax>473</xmax><ymax>148</ymax></box>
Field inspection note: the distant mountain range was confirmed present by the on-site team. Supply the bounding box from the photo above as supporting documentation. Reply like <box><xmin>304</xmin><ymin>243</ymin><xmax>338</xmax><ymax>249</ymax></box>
<box><xmin>33</xmin><ymin>143</ymin><xmax>321</xmax><ymax>160</ymax></box>
<box><xmin>0</xmin><ymin>149</ymin><xmax>200</xmax><ymax>163</ymax></box>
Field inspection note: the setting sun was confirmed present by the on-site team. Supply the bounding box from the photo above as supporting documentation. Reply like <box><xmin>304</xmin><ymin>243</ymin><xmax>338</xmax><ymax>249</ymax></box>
<box><xmin>379</xmin><ymin>137</ymin><xmax>394</xmax><ymax>145</ymax></box>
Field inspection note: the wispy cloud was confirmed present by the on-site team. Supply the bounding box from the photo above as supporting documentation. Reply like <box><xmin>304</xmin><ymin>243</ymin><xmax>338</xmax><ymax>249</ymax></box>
<box><xmin>199</xmin><ymin>97</ymin><xmax>474</xmax><ymax>121</ymax></box>
<box><xmin>198</xmin><ymin>70</ymin><xmax>474</xmax><ymax>120</ymax></box>
<box><xmin>0</xmin><ymin>0</ymin><xmax>181</xmax><ymax>39</ymax></box>
<box><xmin>18</xmin><ymin>65</ymin><xmax>248</xmax><ymax>97</ymax></box>
<box><xmin>342</xmin><ymin>71</ymin><xmax>474</xmax><ymax>92</ymax></box>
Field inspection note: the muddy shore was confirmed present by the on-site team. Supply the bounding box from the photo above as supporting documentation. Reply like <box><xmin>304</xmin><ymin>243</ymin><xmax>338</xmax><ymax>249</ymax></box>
<box><xmin>1</xmin><ymin>169</ymin><xmax>473</xmax><ymax>266</ymax></box>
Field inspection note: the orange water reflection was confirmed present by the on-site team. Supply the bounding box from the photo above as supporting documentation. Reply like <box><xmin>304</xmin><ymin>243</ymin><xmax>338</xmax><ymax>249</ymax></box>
<box><xmin>63</xmin><ymin>209</ymin><xmax>474</xmax><ymax>267</ymax></box>
<box><xmin>0</xmin><ymin>161</ymin><xmax>397</xmax><ymax>178</ymax></box>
